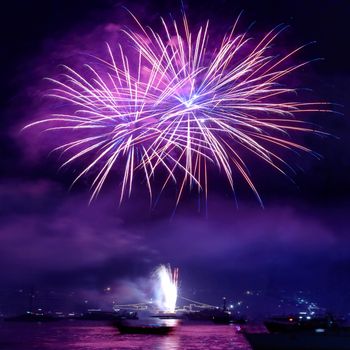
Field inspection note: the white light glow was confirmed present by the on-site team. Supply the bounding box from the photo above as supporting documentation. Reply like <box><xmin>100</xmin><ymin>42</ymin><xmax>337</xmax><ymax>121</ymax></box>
<box><xmin>154</xmin><ymin>265</ymin><xmax>178</xmax><ymax>313</ymax></box>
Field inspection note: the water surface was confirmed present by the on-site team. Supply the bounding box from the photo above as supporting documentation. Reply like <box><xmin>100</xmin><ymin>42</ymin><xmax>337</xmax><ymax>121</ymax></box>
<box><xmin>0</xmin><ymin>321</ymin><xmax>252</xmax><ymax>350</ymax></box>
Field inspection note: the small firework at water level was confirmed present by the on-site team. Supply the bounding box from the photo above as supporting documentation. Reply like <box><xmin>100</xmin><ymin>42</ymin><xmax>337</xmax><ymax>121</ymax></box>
<box><xmin>154</xmin><ymin>265</ymin><xmax>178</xmax><ymax>313</ymax></box>
<box><xmin>25</xmin><ymin>13</ymin><xmax>330</xmax><ymax>205</ymax></box>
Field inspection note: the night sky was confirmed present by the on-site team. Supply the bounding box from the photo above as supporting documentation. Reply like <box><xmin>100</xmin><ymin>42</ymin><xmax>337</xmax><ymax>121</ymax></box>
<box><xmin>0</xmin><ymin>0</ymin><xmax>349</xmax><ymax>316</ymax></box>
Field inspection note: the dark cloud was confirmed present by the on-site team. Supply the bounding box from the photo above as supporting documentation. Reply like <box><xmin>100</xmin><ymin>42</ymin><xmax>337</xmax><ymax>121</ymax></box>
<box><xmin>1</xmin><ymin>179</ymin><xmax>349</xmax><ymax>313</ymax></box>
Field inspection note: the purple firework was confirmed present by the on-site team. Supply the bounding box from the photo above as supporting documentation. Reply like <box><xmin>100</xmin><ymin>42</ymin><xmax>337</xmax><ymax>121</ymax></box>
<box><xmin>25</xmin><ymin>13</ymin><xmax>330</xmax><ymax>205</ymax></box>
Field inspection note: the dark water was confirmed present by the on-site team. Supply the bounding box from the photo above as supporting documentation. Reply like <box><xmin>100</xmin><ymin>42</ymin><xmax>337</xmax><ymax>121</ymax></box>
<box><xmin>0</xmin><ymin>321</ymin><xmax>252</xmax><ymax>350</ymax></box>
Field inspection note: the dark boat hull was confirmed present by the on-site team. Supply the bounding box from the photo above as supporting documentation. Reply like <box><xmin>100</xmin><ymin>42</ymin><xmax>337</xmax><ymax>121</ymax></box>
<box><xmin>264</xmin><ymin>315</ymin><xmax>342</xmax><ymax>333</ymax></box>
<box><xmin>116</xmin><ymin>324</ymin><xmax>174</xmax><ymax>335</ymax></box>
<box><xmin>113</xmin><ymin>319</ymin><xmax>178</xmax><ymax>335</ymax></box>
<box><xmin>244</xmin><ymin>332</ymin><xmax>350</xmax><ymax>350</ymax></box>
<box><xmin>265</xmin><ymin>320</ymin><xmax>333</xmax><ymax>333</ymax></box>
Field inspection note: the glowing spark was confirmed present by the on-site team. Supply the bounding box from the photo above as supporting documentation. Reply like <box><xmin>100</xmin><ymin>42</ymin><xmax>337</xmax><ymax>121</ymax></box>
<box><xmin>154</xmin><ymin>265</ymin><xmax>178</xmax><ymax>313</ymax></box>
<box><xmin>25</xmin><ymin>13</ymin><xmax>331</xmax><ymax>205</ymax></box>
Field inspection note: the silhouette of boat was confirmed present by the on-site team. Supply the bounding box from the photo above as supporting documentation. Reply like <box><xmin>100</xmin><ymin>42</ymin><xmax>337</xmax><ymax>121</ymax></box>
<box><xmin>244</xmin><ymin>331</ymin><xmax>350</xmax><ymax>350</ymax></box>
<box><xmin>183</xmin><ymin>308</ymin><xmax>246</xmax><ymax>324</ymax></box>
<box><xmin>113</xmin><ymin>319</ymin><xmax>178</xmax><ymax>335</ymax></box>
<box><xmin>264</xmin><ymin>314</ymin><xmax>341</xmax><ymax>333</ymax></box>
<box><xmin>243</xmin><ymin>314</ymin><xmax>350</xmax><ymax>350</ymax></box>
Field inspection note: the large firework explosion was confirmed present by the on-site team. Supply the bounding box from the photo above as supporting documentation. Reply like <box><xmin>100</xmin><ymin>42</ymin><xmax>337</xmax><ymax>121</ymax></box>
<box><xmin>25</xmin><ymin>12</ymin><xmax>330</xmax><ymax>205</ymax></box>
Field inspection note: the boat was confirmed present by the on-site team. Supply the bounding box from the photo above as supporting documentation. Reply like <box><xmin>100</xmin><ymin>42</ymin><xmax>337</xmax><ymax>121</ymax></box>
<box><xmin>113</xmin><ymin>318</ymin><xmax>179</xmax><ymax>335</ymax></box>
<box><xmin>212</xmin><ymin>311</ymin><xmax>233</xmax><ymax>324</ymax></box>
<box><xmin>244</xmin><ymin>330</ymin><xmax>350</xmax><ymax>350</ymax></box>
<box><xmin>264</xmin><ymin>314</ymin><xmax>341</xmax><ymax>333</ymax></box>
<box><xmin>243</xmin><ymin>313</ymin><xmax>350</xmax><ymax>350</ymax></box>
<box><xmin>183</xmin><ymin>308</ymin><xmax>246</xmax><ymax>324</ymax></box>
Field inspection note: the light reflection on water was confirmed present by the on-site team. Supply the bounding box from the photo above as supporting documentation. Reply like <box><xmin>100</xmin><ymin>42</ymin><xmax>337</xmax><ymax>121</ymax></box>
<box><xmin>0</xmin><ymin>321</ymin><xmax>251</xmax><ymax>350</ymax></box>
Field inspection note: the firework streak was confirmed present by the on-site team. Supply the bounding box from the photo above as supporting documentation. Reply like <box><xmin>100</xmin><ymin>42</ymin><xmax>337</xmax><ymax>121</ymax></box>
<box><xmin>25</xmin><ymin>13</ymin><xmax>330</xmax><ymax>205</ymax></box>
<box><xmin>154</xmin><ymin>264</ymin><xmax>178</xmax><ymax>313</ymax></box>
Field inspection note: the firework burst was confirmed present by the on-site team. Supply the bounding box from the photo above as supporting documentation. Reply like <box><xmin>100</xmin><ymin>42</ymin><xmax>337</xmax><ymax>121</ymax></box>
<box><xmin>154</xmin><ymin>264</ymin><xmax>178</xmax><ymax>313</ymax></box>
<box><xmin>25</xmin><ymin>12</ymin><xmax>330</xmax><ymax>205</ymax></box>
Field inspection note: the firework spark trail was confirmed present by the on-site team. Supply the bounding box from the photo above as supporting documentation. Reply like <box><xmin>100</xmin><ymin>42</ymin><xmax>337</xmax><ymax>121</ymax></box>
<box><xmin>25</xmin><ymin>13</ymin><xmax>331</xmax><ymax>205</ymax></box>
<box><xmin>154</xmin><ymin>264</ymin><xmax>178</xmax><ymax>313</ymax></box>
